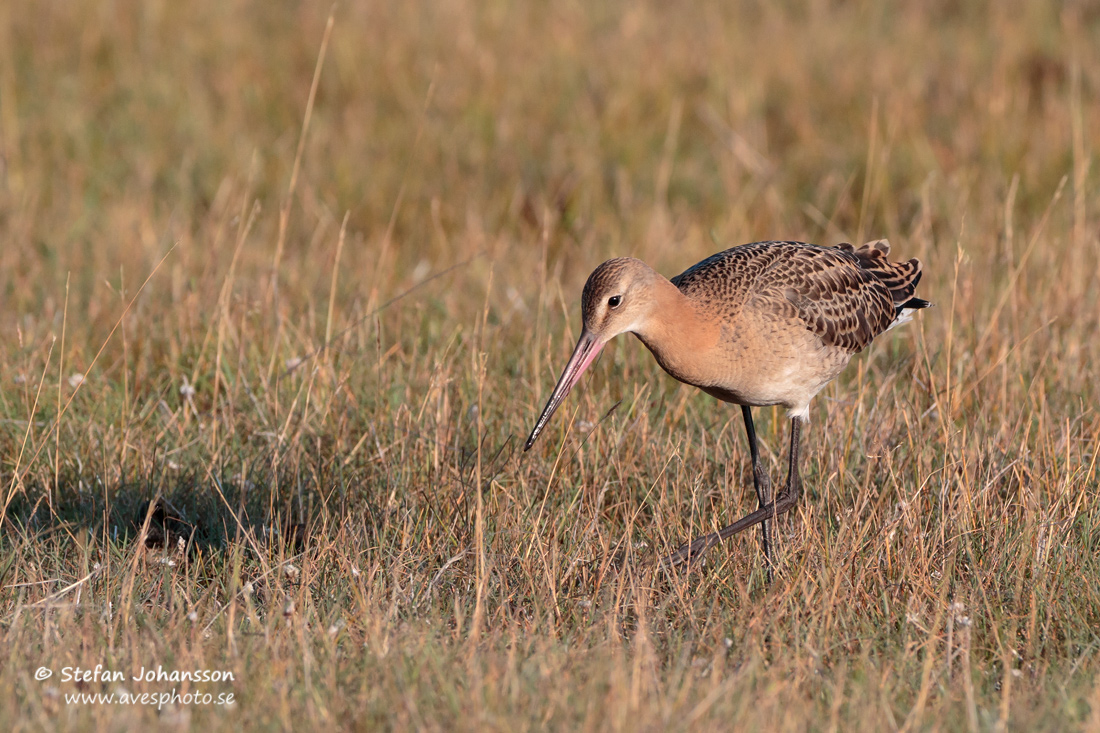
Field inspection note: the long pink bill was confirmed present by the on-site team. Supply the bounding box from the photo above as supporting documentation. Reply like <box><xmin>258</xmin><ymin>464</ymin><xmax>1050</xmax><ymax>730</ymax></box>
<box><xmin>524</xmin><ymin>331</ymin><xmax>605</xmax><ymax>451</ymax></box>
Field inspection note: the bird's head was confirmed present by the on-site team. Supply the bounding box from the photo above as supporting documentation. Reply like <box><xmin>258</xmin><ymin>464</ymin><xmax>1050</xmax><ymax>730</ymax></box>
<box><xmin>525</xmin><ymin>258</ymin><xmax>659</xmax><ymax>451</ymax></box>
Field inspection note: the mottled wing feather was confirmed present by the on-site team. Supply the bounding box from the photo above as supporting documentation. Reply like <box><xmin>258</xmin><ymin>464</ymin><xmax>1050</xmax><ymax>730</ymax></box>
<box><xmin>671</xmin><ymin>240</ymin><xmax>788</xmax><ymax>317</ymax></box>
<box><xmin>839</xmin><ymin>240</ymin><xmax>923</xmax><ymax>304</ymax></box>
<box><xmin>771</xmin><ymin>262</ymin><xmax>895</xmax><ymax>353</ymax></box>
<box><xmin>673</xmin><ymin>240</ymin><xmax>902</xmax><ymax>354</ymax></box>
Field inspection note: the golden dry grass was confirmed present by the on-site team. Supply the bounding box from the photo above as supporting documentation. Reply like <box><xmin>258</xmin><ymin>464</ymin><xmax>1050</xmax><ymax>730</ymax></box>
<box><xmin>1</xmin><ymin>1</ymin><xmax>1099</xmax><ymax>730</ymax></box>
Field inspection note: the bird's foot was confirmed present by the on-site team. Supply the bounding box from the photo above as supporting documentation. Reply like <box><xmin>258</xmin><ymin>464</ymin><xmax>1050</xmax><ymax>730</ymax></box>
<box><xmin>661</xmin><ymin>531</ymin><xmax>722</xmax><ymax>569</ymax></box>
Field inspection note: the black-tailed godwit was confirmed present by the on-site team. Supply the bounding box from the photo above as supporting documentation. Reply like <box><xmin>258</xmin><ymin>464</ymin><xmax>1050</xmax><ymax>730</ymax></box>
<box><xmin>524</xmin><ymin>239</ymin><xmax>930</xmax><ymax>575</ymax></box>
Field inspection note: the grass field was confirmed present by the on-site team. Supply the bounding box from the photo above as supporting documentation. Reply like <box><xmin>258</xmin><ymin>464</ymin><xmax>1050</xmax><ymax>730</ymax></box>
<box><xmin>2</xmin><ymin>1</ymin><xmax>1099</xmax><ymax>729</ymax></box>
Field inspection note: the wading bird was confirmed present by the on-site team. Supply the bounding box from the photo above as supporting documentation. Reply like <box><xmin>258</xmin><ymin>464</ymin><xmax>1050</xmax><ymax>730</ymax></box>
<box><xmin>524</xmin><ymin>240</ymin><xmax>930</xmax><ymax>575</ymax></box>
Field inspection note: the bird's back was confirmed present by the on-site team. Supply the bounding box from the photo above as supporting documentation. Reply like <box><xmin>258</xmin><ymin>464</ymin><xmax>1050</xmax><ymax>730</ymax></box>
<box><xmin>671</xmin><ymin>240</ymin><xmax>922</xmax><ymax>354</ymax></box>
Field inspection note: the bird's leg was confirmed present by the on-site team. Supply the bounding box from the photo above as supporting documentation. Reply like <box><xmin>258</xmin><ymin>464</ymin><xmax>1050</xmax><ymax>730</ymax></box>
<box><xmin>777</xmin><ymin>415</ymin><xmax>803</xmax><ymax>506</ymax></box>
<box><xmin>663</xmin><ymin>416</ymin><xmax>804</xmax><ymax>570</ymax></box>
<box><xmin>742</xmin><ymin>406</ymin><xmax>774</xmax><ymax>582</ymax></box>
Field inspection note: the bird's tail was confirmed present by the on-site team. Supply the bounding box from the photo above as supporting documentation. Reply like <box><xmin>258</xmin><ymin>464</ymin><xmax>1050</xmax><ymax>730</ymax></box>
<box><xmin>886</xmin><ymin>296</ymin><xmax>933</xmax><ymax>331</ymax></box>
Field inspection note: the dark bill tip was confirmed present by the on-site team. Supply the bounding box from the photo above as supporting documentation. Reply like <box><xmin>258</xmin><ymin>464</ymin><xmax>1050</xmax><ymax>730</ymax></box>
<box><xmin>524</xmin><ymin>332</ymin><xmax>604</xmax><ymax>451</ymax></box>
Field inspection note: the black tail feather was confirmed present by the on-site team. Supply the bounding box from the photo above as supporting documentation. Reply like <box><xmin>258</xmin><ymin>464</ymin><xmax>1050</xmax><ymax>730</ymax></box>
<box><xmin>896</xmin><ymin>297</ymin><xmax>932</xmax><ymax>316</ymax></box>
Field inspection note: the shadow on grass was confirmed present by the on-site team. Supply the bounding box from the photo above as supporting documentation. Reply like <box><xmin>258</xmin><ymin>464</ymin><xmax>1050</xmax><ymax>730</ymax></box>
<box><xmin>0</xmin><ymin>454</ymin><xmax>374</xmax><ymax>561</ymax></box>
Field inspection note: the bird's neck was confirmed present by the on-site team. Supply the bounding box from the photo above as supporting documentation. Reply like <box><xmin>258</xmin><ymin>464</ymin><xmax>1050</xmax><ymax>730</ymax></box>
<box><xmin>631</xmin><ymin>280</ymin><xmax>721</xmax><ymax>383</ymax></box>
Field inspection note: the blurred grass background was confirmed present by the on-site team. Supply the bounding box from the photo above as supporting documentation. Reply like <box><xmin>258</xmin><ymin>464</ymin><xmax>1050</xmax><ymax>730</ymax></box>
<box><xmin>1</xmin><ymin>0</ymin><xmax>1099</xmax><ymax>729</ymax></box>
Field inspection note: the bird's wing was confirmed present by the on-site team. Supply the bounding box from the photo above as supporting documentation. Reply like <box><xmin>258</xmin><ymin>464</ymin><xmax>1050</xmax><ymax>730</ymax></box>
<box><xmin>751</xmin><ymin>245</ymin><xmax>897</xmax><ymax>353</ymax></box>
<box><xmin>670</xmin><ymin>240</ymin><xmax>787</xmax><ymax>318</ymax></box>
<box><xmin>672</xmin><ymin>241</ymin><xmax>898</xmax><ymax>353</ymax></box>
<box><xmin>837</xmin><ymin>240</ymin><xmax>923</xmax><ymax>304</ymax></box>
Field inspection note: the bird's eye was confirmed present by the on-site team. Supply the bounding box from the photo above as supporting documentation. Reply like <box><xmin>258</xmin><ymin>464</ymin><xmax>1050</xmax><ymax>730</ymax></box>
<box><xmin>608</xmin><ymin>295</ymin><xmax>622</xmax><ymax>309</ymax></box>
